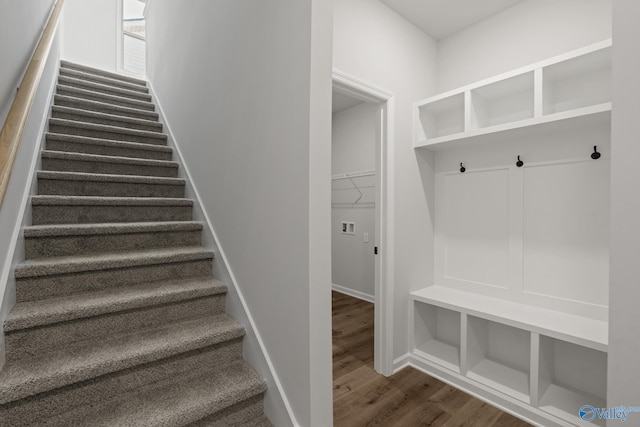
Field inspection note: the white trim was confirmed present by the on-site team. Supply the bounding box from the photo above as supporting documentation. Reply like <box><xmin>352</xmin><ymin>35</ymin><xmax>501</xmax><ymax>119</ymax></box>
<box><xmin>393</xmin><ymin>352</ymin><xmax>411</xmax><ymax>373</ymax></box>
<box><xmin>333</xmin><ymin>69</ymin><xmax>393</xmax><ymax>102</ymax></box>
<box><xmin>332</xmin><ymin>284</ymin><xmax>375</xmax><ymax>304</ymax></box>
<box><xmin>147</xmin><ymin>82</ymin><xmax>298</xmax><ymax>427</ymax></box>
<box><xmin>332</xmin><ymin>69</ymin><xmax>395</xmax><ymax>376</ymax></box>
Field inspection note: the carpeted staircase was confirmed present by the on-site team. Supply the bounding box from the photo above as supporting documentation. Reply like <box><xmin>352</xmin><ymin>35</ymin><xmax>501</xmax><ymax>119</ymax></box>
<box><xmin>0</xmin><ymin>61</ymin><xmax>272</xmax><ymax>426</ymax></box>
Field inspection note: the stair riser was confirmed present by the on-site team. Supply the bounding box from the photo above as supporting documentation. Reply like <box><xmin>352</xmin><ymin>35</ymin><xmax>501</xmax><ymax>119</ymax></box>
<box><xmin>54</xmin><ymin>95</ymin><xmax>158</xmax><ymax>121</ymax></box>
<box><xmin>48</xmin><ymin>123</ymin><xmax>167</xmax><ymax>145</ymax></box>
<box><xmin>26</xmin><ymin>229</ymin><xmax>200</xmax><ymax>258</ymax></box>
<box><xmin>59</xmin><ymin>69</ymin><xmax>150</xmax><ymax>94</ymax></box>
<box><xmin>16</xmin><ymin>258</ymin><xmax>212</xmax><ymax>302</ymax></box>
<box><xmin>31</xmin><ymin>204</ymin><xmax>192</xmax><ymax>226</ymax></box>
<box><xmin>0</xmin><ymin>339</ymin><xmax>243</xmax><ymax>426</ymax></box>
<box><xmin>51</xmin><ymin>110</ymin><xmax>162</xmax><ymax>133</ymax></box>
<box><xmin>57</xmin><ymin>86</ymin><xmax>155</xmax><ymax>111</ymax></box>
<box><xmin>6</xmin><ymin>295</ymin><xmax>226</xmax><ymax>362</ymax></box>
<box><xmin>61</xmin><ymin>62</ymin><xmax>147</xmax><ymax>86</ymax></box>
<box><xmin>38</xmin><ymin>178</ymin><xmax>185</xmax><ymax>198</ymax></box>
<box><xmin>58</xmin><ymin>78</ymin><xmax>151</xmax><ymax>103</ymax></box>
<box><xmin>191</xmin><ymin>394</ymin><xmax>266</xmax><ymax>426</ymax></box>
<box><xmin>41</xmin><ymin>157</ymin><xmax>178</xmax><ymax>178</ymax></box>
<box><xmin>45</xmin><ymin>138</ymin><xmax>173</xmax><ymax>161</ymax></box>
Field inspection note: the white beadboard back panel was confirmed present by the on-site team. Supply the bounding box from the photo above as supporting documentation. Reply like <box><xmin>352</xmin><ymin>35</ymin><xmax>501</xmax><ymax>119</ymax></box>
<box><xmin>522</xmin><ymin>160</ymin><xmax>609</xmax><ymax>306</ymax></box>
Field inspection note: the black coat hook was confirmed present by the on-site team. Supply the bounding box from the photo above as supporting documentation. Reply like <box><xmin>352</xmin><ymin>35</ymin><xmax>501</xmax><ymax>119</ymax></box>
<box><xmin>516</xmin><ymin>155</ymin><xmax>524</xmax><ymax>167</ymax></box>
<box><xmin>591</xmin><ymin>146</ymin><xmax>601</xmax><ymax>160</ymax></box>
<box><xmin>459</xmin><ymin>163</ymin><xmax>466</xmax><ymax>173</ymax></box>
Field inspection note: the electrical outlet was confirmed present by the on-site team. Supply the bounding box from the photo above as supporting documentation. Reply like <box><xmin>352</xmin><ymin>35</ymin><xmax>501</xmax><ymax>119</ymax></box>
<box><xmin>341</xmin><ymin>221</ymin><xmax>356</xmax><ymax>235</ymax></box>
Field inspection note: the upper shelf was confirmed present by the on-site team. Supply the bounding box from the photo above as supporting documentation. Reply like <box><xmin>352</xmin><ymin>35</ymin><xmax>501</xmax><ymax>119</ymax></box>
<box><xmin>414</xmin><ymin>39</ymin><xmax>612</xmax><ymax>150</ymax></box>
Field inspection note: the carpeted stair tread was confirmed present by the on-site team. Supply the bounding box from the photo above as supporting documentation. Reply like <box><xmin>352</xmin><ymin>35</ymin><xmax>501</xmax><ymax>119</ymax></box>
<box><xmin>14</xmin><ymin>246</ymin><xmax>213</xmax><ymax>278</ymax></box>
<box><xmin>48</xmin><ymin>118</ymin><xmax>167</xmax><ymax>141</ymax></box>
<box><xmin>38</xmin><ymin>170</ymin><xmax>185</xmax><ymax>186</ymax></box>
<box><xmin>31</xmin><ymin>196</ymin><xmax>193</xmax><ymax>225</ymax></box>
<box><xmin>32</xmin><ymin>194</ymin><xmax>192</xmax><ymax>206</ymax></box>
<box><xmin>45</xmin><ymin>132</ymin><xmax>172</xmax><ymax>160</ymax></box>
<box><xmin>59</xmin><ymin>67</ymin><xmax>150</xmax><ymax>93</ymax></box>
<box><xmin>5</xmin><ymin>277</ymin><xmax>226</xmax><ymax>332</ymax></box>
<box><xmin>41</xmin><ymin>150</ymin><xmax>179</xmax><ymax>178</ymax></box>
<box><xmin>57</xmin><ymin>84</ymin><xmax>156</xmax><ymax>111</ymax></box>
<box><xmin>41</xmin><ymin>150</ymin><xmax>177</xmax><ymax>168</ymax></box>
<box><xmin>212</xmin><ymin>414</ymin><xmax>274</xmax><ymax>427</ymax></box>
<box><xmin>58</xmin><ymin>75</ymin><xmax>152</xmax><ymax>102</ymax></box>
<box><xmin>54</xmin><ymin>94</ymin><xmax>159</xmax><ymax>121</ymax></box>
<box><xmin>0</xmin><ymin>314</ymin><xmax>244</xmax><ymax>404</ymax></box>
<box><xmin>38</xmin><ymin>180</ymin><xmax>186</xmax><ymax>198</ymax></box>
<box><xmin>51</xmin><ymin>105</ymin><xmax>163</xmax><ymax>132</ymax></box>
<box><xmin>189</xmin><ymin>395</ymin><xmax>274</xmax><ymax>427</ymax></box>
<box><xmin>48</xmin><ymin>360</ymin><xmax>266</xmax><ymax>427</ymax></box>
<box><xmin>61</xmin><ymin>60</ymin><xmax>147</xmax><ymax>86</ymax></box>
<box><xmin>245</xmin><ymin>415</ymin><xmax>275</xmax><ymax>427</ymax></box>
<box><xmin>24</xmin><ymin>221</ymin><xmax>202</xmax><ymax>238</ymax></box>
<box><xmin>24</xmin><ymin>221</ymin><xmax>203</xmax><ymax>258</ymax></box>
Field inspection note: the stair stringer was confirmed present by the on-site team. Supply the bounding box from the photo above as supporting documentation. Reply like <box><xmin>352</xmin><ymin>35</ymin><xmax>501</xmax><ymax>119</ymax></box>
<box><xmin>0</xmin><ymin>47</ymin><xmax>61</xmax><ymax>371</ymax></box>
<box><xmin>147</xmin><ymin>82</ymin><xmax>299</xmax><ymax>427</ymax></box>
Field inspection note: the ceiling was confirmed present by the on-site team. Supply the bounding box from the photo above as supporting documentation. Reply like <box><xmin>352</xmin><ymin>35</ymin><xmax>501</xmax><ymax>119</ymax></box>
<box><xmin>378</xmin><ymin>0</ymin><xmax>524</xmax><ymax>40</ymax></box>
<box><xmin>333</xmin><ymin>1</ymin><xmax>526</xmax><ymax>112</ymax></box>
<box><xmin>332</xmin><ymin>91</ymin><xmax>363</xmax><ymax>114</ymax></box>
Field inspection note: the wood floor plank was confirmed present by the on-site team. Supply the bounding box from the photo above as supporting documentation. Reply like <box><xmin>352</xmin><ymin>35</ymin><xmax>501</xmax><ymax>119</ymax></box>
<box><xmin>332</xmin><ymin>291</ymin><xmax>532</xmax><ymax>427</ymax></box>
<box><xmin>444</xmin><ymin>399</ymin><xmax>503</xmax><ymax>426</ymax></box>
<box><xmin>334</xmin><ymin>364</ymin><xmax>381</xmax><ymax>400</ymax></box>
<box><xmin>394</xmin><ymin>401</ymin><xmax>452</xmax><ymax>427</ymax></box>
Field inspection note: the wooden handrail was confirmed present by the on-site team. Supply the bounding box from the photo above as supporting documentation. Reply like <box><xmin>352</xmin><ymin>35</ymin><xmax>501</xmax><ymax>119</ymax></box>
<box><xmin>0</xmin><ymin>0</ymin><xmax>64</xmax><ymax>207</ymax></box>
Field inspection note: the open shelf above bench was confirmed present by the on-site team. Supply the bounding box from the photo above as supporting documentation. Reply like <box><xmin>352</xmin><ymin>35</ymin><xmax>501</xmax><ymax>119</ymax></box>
<box><xmin>414</xmin><ymin>39</ymin><xmax>612</xmax><ymax>150</ymax></box>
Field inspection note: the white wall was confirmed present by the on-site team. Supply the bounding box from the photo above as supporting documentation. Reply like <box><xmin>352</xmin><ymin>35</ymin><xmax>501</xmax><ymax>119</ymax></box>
<box><xmin>332</xmin><ymin>102</ymin><xmax>377</xmax><ymax>299</ymax></box>
<box><xmin>608</xmin><ymin>0</ymin><xmax>640</xmax><ymax>417</ymax></box>
<box><xmin>61</xmin><ymin>0</ymin><xmax>117</xmax><ymax>71</ymax></box>
<box><xmin>332</xmin><ymin>103</ymin><xmax>377</xmax><ymax>174</ymax></box>
<box><xmin>0</xmin><ymin>0</ymin><xmax>61</xmax><ymax>369</ymax></box>
<box><xmin>145</xmin><ymin>1</ymin><xmax>333</xmax><ymax>426</ymax></box>
<box><xmin>333</xmin><ymin>0</ymin><xmax>438</xmax><ymax>364</ymax></box>
<box><xmin>437</xmin><ymin>0</ymin><xmax>613</xmax><ymax>92</ymax></box>
<box><xmin>0</xmin><ymin>0</ymin><xmax>55</xmax><ymax>128</ymax></box>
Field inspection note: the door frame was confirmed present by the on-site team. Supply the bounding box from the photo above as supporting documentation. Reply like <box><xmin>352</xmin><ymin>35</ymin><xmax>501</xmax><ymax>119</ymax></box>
<box><xmin>332</xmin><ymin>70</ymin><xmax>395</xmax><ymax>375</ymax></box>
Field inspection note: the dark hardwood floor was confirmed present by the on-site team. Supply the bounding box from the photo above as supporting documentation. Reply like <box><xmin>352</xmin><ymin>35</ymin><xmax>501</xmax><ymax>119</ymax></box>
<box><xmin>332</xmin><ymin>291</ymin><xmax>532</xmax><ymax>427</ymax></box>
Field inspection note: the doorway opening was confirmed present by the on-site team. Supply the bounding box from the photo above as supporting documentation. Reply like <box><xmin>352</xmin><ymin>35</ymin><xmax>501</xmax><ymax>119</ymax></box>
<box><xmin>118</xmin><ymin>0</ymin><xmax>147</xmax><ymax>76</ymax></box>
<box><xmin>331</xmin><ymin>71</ymin><xmax>394</xmax><ymax>376</ymax></box>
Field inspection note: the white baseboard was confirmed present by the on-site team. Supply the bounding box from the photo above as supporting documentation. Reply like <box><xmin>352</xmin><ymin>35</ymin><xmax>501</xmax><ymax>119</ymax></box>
<box><xmin>392</xmin><ymin>353</ymin><xmax>411</xmax><ymax>374</ymax></box>
<box><xmin>332</xmin><ymin>283</ymin><xmax>375</xmax><ymax>303</ymax></box>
